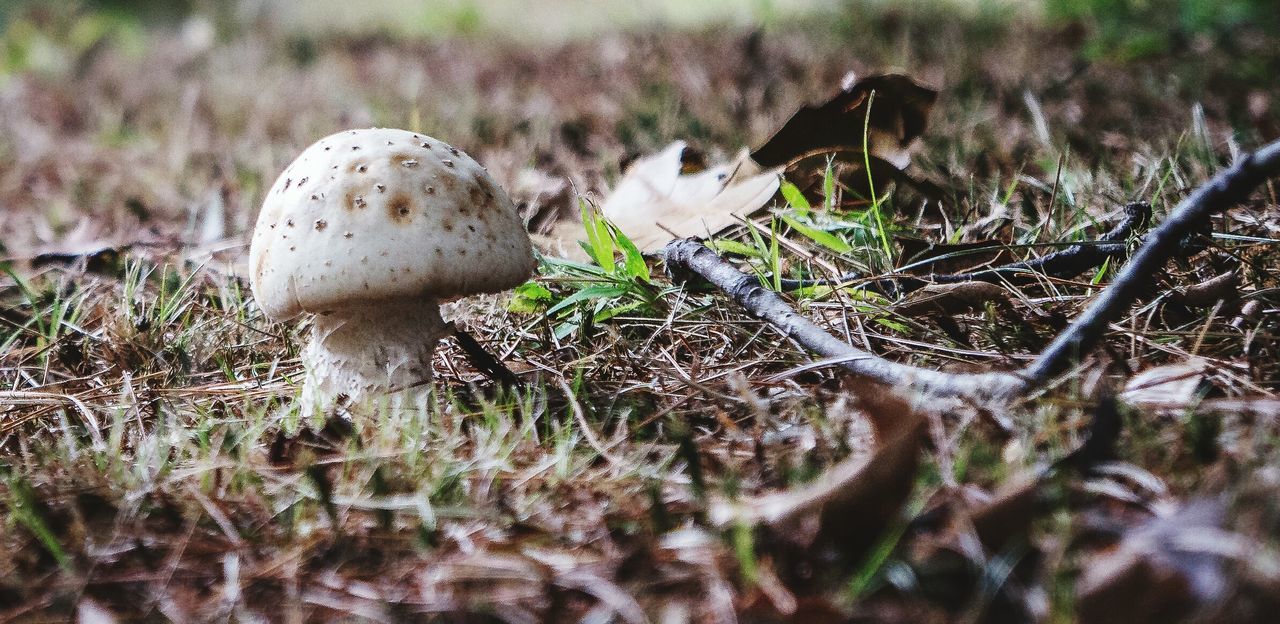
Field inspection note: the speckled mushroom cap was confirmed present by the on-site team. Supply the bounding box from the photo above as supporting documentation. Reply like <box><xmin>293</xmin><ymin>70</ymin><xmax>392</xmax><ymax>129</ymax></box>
<box><xmin>249</xmin><ymin>128</ymin><xmax>536</xmax><ymax>320</ymax></box>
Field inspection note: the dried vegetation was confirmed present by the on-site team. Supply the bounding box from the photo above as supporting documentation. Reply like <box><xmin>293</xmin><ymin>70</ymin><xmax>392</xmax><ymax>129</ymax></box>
<box><xmin>0</xmin><ymin>1</ymin><xmax>1278</xmax><ymax>621</ymax></box>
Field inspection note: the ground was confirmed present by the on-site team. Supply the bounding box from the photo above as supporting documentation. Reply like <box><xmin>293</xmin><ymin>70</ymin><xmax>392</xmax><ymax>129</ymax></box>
<box><xmin>0</xmin><ymin>1</ymin><xmax>1278</xmax><ymax>622</ymax></box>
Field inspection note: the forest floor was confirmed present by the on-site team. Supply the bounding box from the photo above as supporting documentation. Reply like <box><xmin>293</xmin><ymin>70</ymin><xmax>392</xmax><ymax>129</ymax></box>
<box><xmin>1</xmin><ymin>2</ymin><xmax>1278</xmax><ymax>622</ymax></box>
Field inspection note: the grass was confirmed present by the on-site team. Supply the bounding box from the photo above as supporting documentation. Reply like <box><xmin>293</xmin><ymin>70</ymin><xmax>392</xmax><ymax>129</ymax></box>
<box><xmin>0</xmin><ymin>0</ymin><xmax>1278</xmax><ymax>621</ymax></box>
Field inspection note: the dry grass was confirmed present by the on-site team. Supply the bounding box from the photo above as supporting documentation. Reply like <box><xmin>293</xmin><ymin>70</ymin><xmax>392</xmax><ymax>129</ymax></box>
<box><xmin>0</xmin><ymin>1</ymin><xmax>1278</xmax><ymax>621</ymax></box>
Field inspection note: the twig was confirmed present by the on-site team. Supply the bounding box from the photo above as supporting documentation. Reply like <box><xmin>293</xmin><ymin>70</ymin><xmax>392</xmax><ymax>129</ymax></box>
<box><xmin>1026</xmin><ymin>139</ymin><xmax>1280</xmax><ymax>385</ymax></box>
<box><xmin>663</xmin><ymin>239</ymin><xmax>1027</xmax><ymax>404</ymax></box>
<box><xmin>665</xmin><ymin>140</ymin><xmax>1280</xmax><ymax>403</ymax></box>
<box><xmin>447</xmin><ymin>322</ymin><xmax>522</xmax><ymax>388</ymax></box>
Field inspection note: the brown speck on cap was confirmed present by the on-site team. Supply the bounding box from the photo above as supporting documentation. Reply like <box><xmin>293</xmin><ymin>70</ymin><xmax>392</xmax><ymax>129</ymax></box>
<box><xmin>388</xmin><ymin>194</ymin><xmax>414</xmax><ymax>223</ymax></box>
<box><xmin>441</xmin><ymin>159</ymin><xmax>454</xmax><ymax>168</ymax></box>
<box><xmin>375</xmin><ymin>184</ymin><xmax>386</xmax><ymax>193</ymax></box>
<box><xmin>299</xmin><ymin>177</ymin><xmax>309</xmax><ymax>186</ymax></box>
<box><xmin>314</xmin><ymin>219</ymin><xmax>327</xmax><ymax>231</ymax></box>
<box><xmin>286</xmin><ymin>219</ymin><xmax>295</xmax><ymax>227</ymax></box>
<box><xmin>283</xmin><ymin>178</ymin><xmax>292</xmax><ymax>190</ymax></box>
<box><xmin>449</xmin><ymin>147</ymin><xmax>460</xmax><ymax>156</ymax></box>
<box><xmin>420</xmin><ymin>142</ymin><xmax>430</xmax><ymax>148</ymax></box>
<box><xmin>344</xmin><ymin>232</ymin><xmax>353</xmax><ymax>239</ymax></box>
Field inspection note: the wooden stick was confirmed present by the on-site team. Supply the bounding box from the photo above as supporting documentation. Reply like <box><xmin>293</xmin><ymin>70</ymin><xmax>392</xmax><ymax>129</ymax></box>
<box><xmin>663</xmin><ymin>138</ymin><xmax>1280</xmax><ymax>402</ymax></box>
<box><xmin>663</xmin><ymin>239</ymin><xmax>1028</xmax><ymax>404</ymax></box>
<box><xmin>1026</xmin><ymin>139</ymin><xmax>1280</xmax><ymax>385</ymax></box>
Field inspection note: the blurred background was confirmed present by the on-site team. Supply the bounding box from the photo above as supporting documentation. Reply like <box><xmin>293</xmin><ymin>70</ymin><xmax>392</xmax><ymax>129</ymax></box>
<box><xmin>0</xmin><ymin>0</ymin><xmax>1276</xmax><ymax>257</ymax></box>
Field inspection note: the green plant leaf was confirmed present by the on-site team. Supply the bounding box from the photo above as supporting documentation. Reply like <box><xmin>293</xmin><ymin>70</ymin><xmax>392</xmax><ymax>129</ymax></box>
<box><xmin>508</xmin><ymin>281</ymin><xmax>554</xmax><ymax>313</ymax></box>
<box><xmin>545</xmin><ymin>283</ymin><xmax>630</xmax><ymax>316</ymax></box>
<box><xmin>609</xmin><ymin>221</ymin><xmax>651</xmax><ymax>283</ymax></box>
<box><xmin>707</xmin><ymin>239</ymin><xmax>759</xmax><ymax>257</ymax></box>
<box><xmin>580</xmin><ymin>200</ymin><xmax>616</xmax><ymax>271</ymax></box>
<box><xmin>780</xmin><ymin>181</ymin><xmax>811</xmax><ymax>216</ymax></box>
<box><xmin>781</xmin><ymin>215</ymin><xmax>855</xmax><ymax>254</ymax></box>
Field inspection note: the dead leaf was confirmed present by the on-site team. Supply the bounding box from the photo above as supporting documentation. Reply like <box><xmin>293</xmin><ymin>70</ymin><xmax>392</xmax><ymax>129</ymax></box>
<box><xmin>1077</xmin><ymin>498</ymin><xmax>1232</xmax><ymax>624</ymax></box>
<box><xmin>711</xmin><ymin>379</ymin><xmax>928</xmax><ymax>589</ymax></box>
<box><xmin>1173</xmin><ymin>270</ymin><xmax>1241</xmax><ymax>307</ymax></box>
<box><xmin>537</xmin><ymin>141</ymin><xmax>781</xmax><ymax>258</ymax></box>
<box><xmin>750</xmin><ymin>74</ymin><xmax>937</xmax><ymax>170</ymax></box>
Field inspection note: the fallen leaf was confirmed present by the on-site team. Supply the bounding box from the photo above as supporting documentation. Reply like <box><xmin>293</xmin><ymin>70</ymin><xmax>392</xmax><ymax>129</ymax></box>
<box><xmin>896</xmin><ymin>396</ymin><xmax>1126</xmax><ymax>620</ymax></box>
<box><xmin>1077</xmin><ymin>498</ymin><xmax>1233</xmax><ymax>624</ymax></box>
<box><xmin>537</xmin><ymin>141</ymin><xmax>781</xmax><ymax>258</ymax></box>
<box><xmin>711</xmin><ymin>379</ymin><xmax>928</xmax><ymax>589</ymax></box>
<box><xmin>750</xmin><ymin>74</ymin><xmax>938</xmax><ymax>170</ymax></box>
<box><xmin>1172</xmin><ymin>270</ymin><xmax>1241</xmax><ymax>307</ymax></box>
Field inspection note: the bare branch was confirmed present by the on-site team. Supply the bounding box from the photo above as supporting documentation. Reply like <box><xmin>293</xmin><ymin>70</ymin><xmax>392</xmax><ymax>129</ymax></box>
<box><xmin>664</xmin><ymin>140</ymin><xmax>1280</xmax><ymax>405</ymax></box>
<box><xmin>1026</xmin><ymin>139</ymin><xmax>1280</xmax><ymax>385</ymax></box>
<box><xmin>663</xmin><ymin>239</ymin><xmax>1028</xmax><ymax>404</ymax></box>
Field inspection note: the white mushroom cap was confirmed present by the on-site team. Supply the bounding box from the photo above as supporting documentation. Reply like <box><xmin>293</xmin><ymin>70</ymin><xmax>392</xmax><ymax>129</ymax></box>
<box><xmin>249</xmin><ymin>128</ymin><xmax>536</xmax><ymax>321</ymax></box>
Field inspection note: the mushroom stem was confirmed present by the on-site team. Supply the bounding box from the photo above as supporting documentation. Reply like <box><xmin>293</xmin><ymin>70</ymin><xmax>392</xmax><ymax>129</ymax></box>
<box><xmin>300</xmin><ymin>299</ymin><xmax>448</xmax><ymax>417</ymax></box>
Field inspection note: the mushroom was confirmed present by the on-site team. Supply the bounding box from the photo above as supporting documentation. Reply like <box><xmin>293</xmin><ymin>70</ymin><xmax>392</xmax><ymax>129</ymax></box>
<box><xmin>249</xmin><ymin>128</ymin><xmax>535</xmax><ymax>415</ymax></box>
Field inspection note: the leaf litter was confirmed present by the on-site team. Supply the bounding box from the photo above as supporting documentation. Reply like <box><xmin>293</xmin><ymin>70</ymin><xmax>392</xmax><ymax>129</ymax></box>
<box><xmin>1</xmin><ymin>3</ymin><xmax>1279</xmax><ymax>622</ymax></box>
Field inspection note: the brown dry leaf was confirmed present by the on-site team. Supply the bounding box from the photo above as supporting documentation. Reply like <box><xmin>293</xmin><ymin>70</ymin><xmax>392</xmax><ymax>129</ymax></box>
<box><xmin>711</xmin><ymin>379</ymin><xmax>928</xmax><ymax>588</ymax></box>
<box><xmin>1077</xmin><ymin>498</ymin><xmax>1233</xmax><ymax>624</ymax></box>
<box><xmin>1121</xmin><ymin>359</ymin><xmax>1213</xmax><ymax>411</ymax></box>
<box><xmin>750</xmin><ymin>74</ymin><xmax>941</xmax><ymax>208</ymax></box>
<box><xmin>1172</xmin><ymin>269</ymin><xmax>1241</xmax><ymax>307</ymax></box>
<box><xmin>537</xmin><ymin>141</ymin><xmax>780</xmax><ymax>257</ymax></box>
<box><xmin>750</xmin><ymin>74</ymin><xmax>938</xmax><ymax>170</ymax></box>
